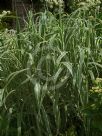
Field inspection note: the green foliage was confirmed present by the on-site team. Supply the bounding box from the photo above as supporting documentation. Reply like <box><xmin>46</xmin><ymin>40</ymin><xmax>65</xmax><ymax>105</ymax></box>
<box><xmin>83</xmin><ymin>78</ymin><xmax>102</xmax><ymax>135</ymax></box>
<box><xmin>45</xmin><ymin>0</ymin><xmax>64</xmax><ymax>12</ymax></box>
<box><xmin>0</xmin><ymin>10</ymin><xmax>12</xmax><ymax>30</ymax></box>
<box><xmin>31</xmin><ymin>0</ymin><xmax>102</xmax><ymax>13</ymax></box>
<box><xmin>0</xmin><ymin>7</ymin><xmax>102</xmax><ymax>136</ymax></box>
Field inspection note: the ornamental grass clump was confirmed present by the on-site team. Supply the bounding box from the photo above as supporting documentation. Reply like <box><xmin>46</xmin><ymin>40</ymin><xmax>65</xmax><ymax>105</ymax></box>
<box><xmin>0</xmin><ymin>8</ymin><xmax>102</xmax><ymax>136</ymax></box>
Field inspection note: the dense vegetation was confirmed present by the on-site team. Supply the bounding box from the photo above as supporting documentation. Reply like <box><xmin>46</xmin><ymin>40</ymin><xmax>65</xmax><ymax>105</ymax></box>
<box><xmin>0</xmin><ymin>1</ymin><xmax>102</xmax><ymax>136</ymax></box>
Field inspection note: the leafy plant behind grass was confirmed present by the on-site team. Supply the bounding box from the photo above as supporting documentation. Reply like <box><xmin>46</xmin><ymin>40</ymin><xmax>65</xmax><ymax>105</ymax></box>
<box><xmin>0</xmin><ymin>7</ymin><xmax>102</xmax><ymax>136</ymax></box>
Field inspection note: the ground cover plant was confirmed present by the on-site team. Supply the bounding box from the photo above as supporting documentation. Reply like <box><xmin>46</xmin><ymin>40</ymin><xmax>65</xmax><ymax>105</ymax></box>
<box><xmin>0</xmin><ymin>4</ymin><xmax>102</xmax><ymax>136</ymax></box>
